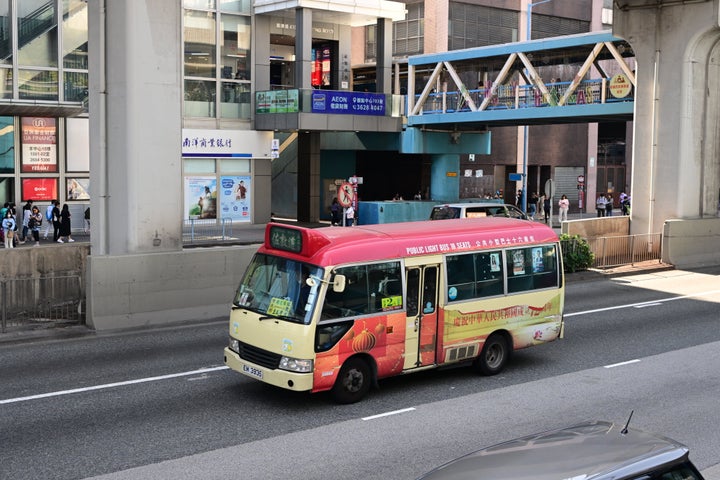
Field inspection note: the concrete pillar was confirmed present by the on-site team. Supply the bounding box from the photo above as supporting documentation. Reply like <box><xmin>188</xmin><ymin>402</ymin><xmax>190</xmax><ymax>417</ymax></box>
<box><xmin>430</xmin><ymin>154</ymin><xmax>460</xmax><ymax>202</ymax></box>
<box><xmin>614</xmin><ymin>1</ymin><xmax>720</xmax><ymax>235</ymax></box>
<box><xmin>297</xmin><ymin>132</ymin><xmax>321</xmax><ymax>222</ymax></box>
<box><xmin>376</xmin><ymin>18</ymin><xmax>393</xmax><ymax>94</ymax></box>
<box><xmin>295</xmin><ymin>8</ymin><xmax>313</xmax><ymax>90</ymax></box>
<box><xmin>614</xmin><ymin>0</ymin><xmax>720</xmax><ymax>267</ymax></box>
<box><xmin>88</xmin><ymin>0</ymin><xmax>182</xmax><ymax>255</ymax></box>
<box><xmin>254</xmin><ymin>15</ymin><xmax>271</xmax><ymax>93</ymax></box>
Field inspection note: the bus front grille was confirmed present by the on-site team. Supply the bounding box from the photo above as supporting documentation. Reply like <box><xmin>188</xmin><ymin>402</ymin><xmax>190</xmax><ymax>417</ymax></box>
<box><xmin>238</xmin><ymin>341</ymin><xmax>282</xmax><ymax>369</ymax></box>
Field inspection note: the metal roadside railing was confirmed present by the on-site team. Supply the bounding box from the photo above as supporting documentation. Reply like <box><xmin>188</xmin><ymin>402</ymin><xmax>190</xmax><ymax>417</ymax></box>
<box><xmin>587</xmin><ymin>233</ymin><xmax>663</xmax><ymax>269</ymax></box>
<box><xmin>0</xmin><ymin>275</ymin><xmax>84</xmax><ymax>333</ymax></box>
<box><xmin>182</xmin><ymin>218</ymin><xmax>235</xmax><ymax>244</ymax></box>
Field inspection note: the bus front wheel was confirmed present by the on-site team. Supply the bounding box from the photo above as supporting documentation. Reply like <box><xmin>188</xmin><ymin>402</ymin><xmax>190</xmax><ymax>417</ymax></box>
<box><xmin>331</xmin><ymin>357</ymin><xmax>371</xmax><ymax>404</ymax></box>
<box><xmin>474</xmin><ymin>334</ymin><xmax>509</xmax><ymax>376</ymax></box>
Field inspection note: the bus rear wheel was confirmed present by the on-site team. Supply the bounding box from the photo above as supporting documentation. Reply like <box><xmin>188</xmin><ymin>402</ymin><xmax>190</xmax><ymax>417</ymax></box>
<box><xmin>331</xmin><ymin>357</ymin><xmax>371</xmax><ymax>404</ymax></box>
<box><xmin>474</xmin><ymin>334</ymin><xmax>509</xmax><ymax>376</ymax></box>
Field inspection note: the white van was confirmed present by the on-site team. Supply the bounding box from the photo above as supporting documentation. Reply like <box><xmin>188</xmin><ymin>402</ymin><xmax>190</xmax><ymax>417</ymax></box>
<box><xmin>429</xmin><ymin>202</ymin><xmax>528</xmax><ymax>221</ymax></box>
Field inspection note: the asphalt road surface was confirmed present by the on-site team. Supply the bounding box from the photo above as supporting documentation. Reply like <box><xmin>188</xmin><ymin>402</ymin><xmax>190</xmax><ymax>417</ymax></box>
<box><xmin>1</xmin><ymin>266</ymin><xmax>719</xmax><ymax>480</ymax></box>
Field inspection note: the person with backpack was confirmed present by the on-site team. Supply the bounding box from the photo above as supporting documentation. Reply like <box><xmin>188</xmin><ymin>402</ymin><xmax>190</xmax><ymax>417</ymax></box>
<box><xmin>42</xmin><ymin>200</ymin><xmax>56</xmax><ymax>240</ymax></box>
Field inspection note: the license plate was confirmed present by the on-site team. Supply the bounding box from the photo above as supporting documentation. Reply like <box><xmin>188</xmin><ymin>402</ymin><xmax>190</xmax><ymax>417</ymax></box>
<box><xmin>242</xmin><ymin>364</ymin><xmax>263</xmax><ymax>379</ymax></box>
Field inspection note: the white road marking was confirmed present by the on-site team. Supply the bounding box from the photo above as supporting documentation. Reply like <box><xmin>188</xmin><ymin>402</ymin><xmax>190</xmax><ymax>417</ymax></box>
<box><xmin>564</xmin><ymin>289</ymin><xmax>720</xmax><ymax>317</ymax></box>
<box><xmin>362</xmin><ymin>407</ymin><xmax>416</xmax><ymax>421</ymax></box>
<box><xmin>604</xmin><ymin>359</ymin><xmax>640</xmax><ymax>369</ymax></box>
<box><xmin>0</xmin><ymin>366</ymin><xmax>229</xmax><ymax>405</ymax></box>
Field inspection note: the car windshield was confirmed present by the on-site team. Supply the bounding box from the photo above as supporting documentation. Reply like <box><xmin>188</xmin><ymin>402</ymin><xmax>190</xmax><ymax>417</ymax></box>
<box><xmin>233</xmin><ymin>253</ymin><xmax>324</xmax><ymax>325</ymax></box>
<box><xmin>430</xmin><ymin>206</ymin><xmax>461</xmax><ymax>220</ymax></box>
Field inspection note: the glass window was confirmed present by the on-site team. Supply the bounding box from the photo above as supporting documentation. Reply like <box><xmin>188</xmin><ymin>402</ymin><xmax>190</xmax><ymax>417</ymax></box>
<box><xmin>0</xmin><ymin>116</ymin><xmax>13</xmax><ymax>173</ymax></box>
<box><xmin>18</xmin><ymin>0</ymin><xmax>58</xmax><ymax>67</ymax></box>
<box><xmin>0</xmin><ymin>68</ymin><xmax>11</xmax><ymax>99</ymax></box>
<box><xmin>220</xmin><ymin>14</ymin><xmax>250</xmax><ymax>80</ymax></box>
<box><xmin>220</xmin><ymin>0</ymin><xmax>251</xmax><ymax>14</ymax></box>
<box><xmin>506</xmin><ymin>245</ymin><xmax>558</xmax><ymax>293</ymax></box>
<box><xmin>184</xmin><ymin>158</ymin><xmax>216</xmax><ymax>173</ymax></box>
<box><xmin>447</xmin><ymin>251</ymin><xmax>503</xmax><ymax>302</ymax></box>
<box><xmin>219</xmin><ymin>158</ymin><xmax>250</xmax><ymax>173</ymax></box>
<box><xmin>220</xmin><ymin>81</ymin><xmax>250</xmax><ymax>119</ymax></box>
<box><xmin>184</xmin><ymin>10</ymin><xmax>217</xmax><ymax>78</ymax></box>
<box><xmin>0</xmin><ymin>0</ymin><xmax>10</xmax><ymax>64</ymax></box>
<box><xmin>19</xmin><ymin>70</ymin><xmax>58</xmax><ymax>101</ymax></box>
<box><xmin>184</xmin><ymin>79</ymin><xmax>216</xmax><ymax>117</ymax></box>
<box><xmin>234</xmin><ymin>253</ymin><xmax>323</xmax><ymax>325</ymax></box>
<box><xmin>321</xmin><ymin>262</ymin><xmax>403</xmax><ymax>319</ymax></box>
<box><xmin>63</xmin><ymin>0</ymin><xmax>88</xmax><ymax>69</ymax></box>
<box><xmin>64</xmin><ymin>71</ymin><xmax>87</xmax><ymax>102</ymax></box>
<box><xmin>185</xmin><ymin>0</ymin><xmax>216</xmax><ymax>9</ymax></box>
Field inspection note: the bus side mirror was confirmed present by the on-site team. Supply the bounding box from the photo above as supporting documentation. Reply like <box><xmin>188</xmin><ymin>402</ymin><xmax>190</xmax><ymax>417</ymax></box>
<box><xmin>332</xmin><ymin>274</ymin><xmax>346</xmax><ymax>292</ymax></box>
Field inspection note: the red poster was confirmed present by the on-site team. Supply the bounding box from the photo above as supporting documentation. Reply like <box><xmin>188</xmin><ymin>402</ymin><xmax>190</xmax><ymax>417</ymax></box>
<box><xmin>22</xmin><ymin>178</ymin><xmax>58</xmax><ymax>202</ymax></box>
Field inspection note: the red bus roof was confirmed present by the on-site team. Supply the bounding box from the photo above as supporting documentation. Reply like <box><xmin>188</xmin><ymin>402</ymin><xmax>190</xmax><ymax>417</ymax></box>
<box><xmin>261</xmin><ymin>218</ymin><xmax>559</xmax><ymax>266</ymax></box>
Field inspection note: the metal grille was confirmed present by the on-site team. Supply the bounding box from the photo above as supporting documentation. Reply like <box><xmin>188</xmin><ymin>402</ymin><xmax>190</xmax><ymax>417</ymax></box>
<box><xmin>238</xmin><ymin>341</ymin><xmax>282</xmax><ymax>369</ymax></box>
<box><xmin>587</xmin><ymin>233</ymin><xmax>663</xmax><ymax>268</ymax></box>
<box><xmin>183</xmin><ymin>218</ymin><xmax>235</xmax><ymax>244</ymax></box>
<box><xmin>1</xmin><ymin>275</ymin><xmax>84</xmax><ymax>333</ymax></box>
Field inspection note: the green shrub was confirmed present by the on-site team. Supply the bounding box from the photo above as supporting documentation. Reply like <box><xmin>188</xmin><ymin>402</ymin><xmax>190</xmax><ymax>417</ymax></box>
<box><xmin>559</xmin><ymin>233</ymin><xmax>595</xmax><ymax>273</ymax></box>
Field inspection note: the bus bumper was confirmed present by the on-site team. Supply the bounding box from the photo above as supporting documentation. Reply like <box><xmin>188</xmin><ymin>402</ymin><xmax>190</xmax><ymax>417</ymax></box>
<box><xmin>223</xmin><ymin>347</ymin><xmax>314</xmax><ymax>392</ymax></box>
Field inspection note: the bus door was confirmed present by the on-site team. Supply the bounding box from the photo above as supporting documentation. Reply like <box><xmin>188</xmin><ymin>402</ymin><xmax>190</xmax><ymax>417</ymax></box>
<box><xmin>403</xmin><ymin>263</ymin><xmax>439</xmax><ymax>369</ymax></box>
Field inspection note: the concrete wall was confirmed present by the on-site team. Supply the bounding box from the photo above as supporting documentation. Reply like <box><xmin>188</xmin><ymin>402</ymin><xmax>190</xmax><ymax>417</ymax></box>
<box><xmin>663</xmin><ymin>218</ymin><xmax>720</xmax><ymax>269</ymax></box>
<box><xmin>562</xmin><ymin>216</ymin><xmax>630</xmax><ymax>238</ymax></box>
<box><xmin>86</xmin><ymin>245</ymin><xmax>258</xmax><ymax>331</ymax></box>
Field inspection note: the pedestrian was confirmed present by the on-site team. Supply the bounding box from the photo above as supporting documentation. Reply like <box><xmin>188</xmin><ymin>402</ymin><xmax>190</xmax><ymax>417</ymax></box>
<box><xmin>330</xmin><ymin>198</ymin><xmax>341</xmax><ymax>226</ymax></box>
<box><xmin>345</xmin><ymin>204</ymin><xmax>355</xmax><ymax>227</ymax></box>
<box><xmin>52</xmin><ymin>201</ymin><xmax>62</xmax><ymax>242</ymax></box>
<box><xmin>84</xmin><ymin>206</ymin><xmax>90</xmax><ymax>232</ymax></box>
<box><xmin>58</xmin><ymin>204</ymin><xmax>74</xmax><ymax>243</ymax></box>
<box><xmin>558</xmin><ymin>194</ymin><xmax>570</xmax><ymax>223</ymax></box>
<box><xmin>605</xmin><ymin>193</ymin><xmax>614</xmax><ymax>217</ymax></box>
<box><xmin>414</xmin><ymin>190</ymin><xmax>422</xmax><ymax>200</ymax></box>
<box><xmin>528</xmin><ymin>192</ymin><xmax>538</xmax><ymax>220</ymax></box>
<box><xmin>620</xmin><ymin>193</ymin><xmax>631</xmax><ymax>216</ymax></box>
<box><xmin>43</xmin><ymin>200</ymin><xmax>56</xmax><ymax>240</ymax></box>
<box><xmin>543</xmin><ymin>196</ymin><xmax>551</xmax><ymax>224</ymax></box>
<box><xmin>21</xmin><ymin>199</ymin><xmax>33</xmax><ymax>243</ymax></box>
<box><xmin>2</xmin><ymin>209</ymin><xmax>15</xmax><ymax>249</ymax></box>
<box><xmin>28</xmin><ymin>206</ymin><xmax>42</xmax><ymax>246</ymax></box>
<box><xmin>595</xmin><ymin>193</ymin><xmax>607</xmax><ymax>217</ymax></box>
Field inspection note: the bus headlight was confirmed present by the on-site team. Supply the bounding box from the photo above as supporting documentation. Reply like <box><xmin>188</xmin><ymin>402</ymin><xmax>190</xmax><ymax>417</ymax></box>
<box><xmin>229</xmin><ymin>338</ymin><xmax>240</xmax><ymax>353</ymax></box>
<box><xmin>279</xmin><ymin>356</ymin><xmax>313</xmax><ymax>373</ymax></box>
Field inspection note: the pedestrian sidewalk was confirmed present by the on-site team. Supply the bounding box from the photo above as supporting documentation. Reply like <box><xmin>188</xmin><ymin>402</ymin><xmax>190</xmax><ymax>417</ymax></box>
<box><xmin>2</xmin><ymin>230</ymin><xmax>90</xmax><ymax>248</ymax></box>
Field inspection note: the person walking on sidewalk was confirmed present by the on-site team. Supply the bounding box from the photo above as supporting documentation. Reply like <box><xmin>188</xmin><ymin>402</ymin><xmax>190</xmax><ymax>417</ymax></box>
<box><xmin>21</xmin><ymin>199</ymin><xmax>33</xmax><ymax>243</ymax></box>
<box><xmin>43</xmin><ymin>200</ymin><xmax>56</xmax><ymax>240</ymax></box>
<box><xmin>558</xmin><ymin>194</ymin><xmax>570</xmax><ymax>223</ymax></box>
<box><xmin>52</xmin><ymin>201</ymin><xmax>62</xmax><ymax>242</ymax></box>
<box><xmin>28</xmin><ymin>206</ymin><xmax>42</xmax><ymax>246</ymax></box>
<box><xmin>595</xmin><ymin>193</ymin><xmax>607</xmax><ymax>217</ymax></box>
<box><xmin>57</xmin><ymin>204</ymin><xmax>74</xmax><ymax>243</ymax></box>
<box><xmin>2</xmin><ymin>209</ymin><xmax>16</xmax><ymax>249</ymax></box>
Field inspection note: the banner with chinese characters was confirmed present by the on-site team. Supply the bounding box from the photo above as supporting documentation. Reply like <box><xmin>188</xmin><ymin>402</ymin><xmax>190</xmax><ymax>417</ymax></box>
<box><xmin>21</xmin><ymin>117</ymin><xmax>57</xmax><ymax>172</ymax></box>
<box><xmin>310</xmin><ymin>91</ymin><xmax>385</xmax><ymax>115</ymax></box>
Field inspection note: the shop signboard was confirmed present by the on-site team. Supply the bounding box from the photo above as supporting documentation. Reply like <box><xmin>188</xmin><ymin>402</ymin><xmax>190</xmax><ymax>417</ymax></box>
<box><xmin>21</xmin><ymin>117</ymin><xmax>57</xmax><ymax>173</ymax></box>
<box><xmin>311</xmin><ymin>91</ymin><xmax>385</xmax><ymax>116</ymax></box>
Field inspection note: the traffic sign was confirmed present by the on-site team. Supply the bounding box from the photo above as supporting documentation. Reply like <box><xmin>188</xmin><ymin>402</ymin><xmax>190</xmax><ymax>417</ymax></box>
<box><xmin>338</xmin><ymin>182</ymin><xmax>355</xmax><ymax>208</ymax></box>
<box><xmin>577</xmin><ymin>175</ymin><xmax>585</xmax><ymax>183</ymax></box>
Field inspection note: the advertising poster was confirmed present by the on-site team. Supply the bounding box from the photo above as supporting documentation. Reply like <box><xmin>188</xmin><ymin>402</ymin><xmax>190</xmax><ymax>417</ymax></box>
<box><xmin>219</xmin><ymin>175</ymin><xmax>251</xmax><ymax>222</ymax></box>
<box><xmin>21</xmin><ymin>117</ymin><xmax>57</xmax><ymax>173</ymax></box>
<box><xmin>67</xmin><ymin>178</ymin><xmax>90</xmax><ymax>200</ymax></box>
<box><xmin>185</xmin><ymin>176</ymin><xmax>217</xmax><ymax>219</ymax></box>
<box><xmin>22</xmin><ymin>178</ymin><xmax>58</xmax><ymax>202</ymax></box>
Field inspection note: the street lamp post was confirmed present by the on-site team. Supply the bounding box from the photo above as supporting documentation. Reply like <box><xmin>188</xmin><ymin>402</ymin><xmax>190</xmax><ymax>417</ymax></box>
<box><xmin>522</xmin><ymin>0</ymin><xmax>553</xmax><ymax>215</ymax></box>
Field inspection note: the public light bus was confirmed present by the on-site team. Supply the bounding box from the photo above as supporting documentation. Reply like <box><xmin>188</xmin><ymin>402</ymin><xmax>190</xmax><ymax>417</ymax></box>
<box><xmin>223</xmin><ymin>218</ymin><xmax>564</xmax><ymax>403</ymax></box>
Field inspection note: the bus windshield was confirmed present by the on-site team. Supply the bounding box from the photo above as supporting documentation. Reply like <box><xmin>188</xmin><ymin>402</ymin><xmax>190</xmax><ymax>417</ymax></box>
<box><xmin>233</xmin><ymin>253</ymin><xmax>324</xmax><ymax>325</ymax></box>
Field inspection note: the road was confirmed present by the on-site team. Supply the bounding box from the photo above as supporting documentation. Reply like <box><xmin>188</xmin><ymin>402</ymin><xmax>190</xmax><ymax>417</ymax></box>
<box><xmin>1</xmin><ymin>266</ymin><xmax>719</xmax><ymax>479</ymax></box>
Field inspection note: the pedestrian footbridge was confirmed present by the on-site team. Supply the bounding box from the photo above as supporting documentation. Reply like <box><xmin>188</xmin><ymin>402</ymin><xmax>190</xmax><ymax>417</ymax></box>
<box><xmin>406</xmin><ymin>31</ymin><xmax>635</xmax><ymax>131</ymax></box>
